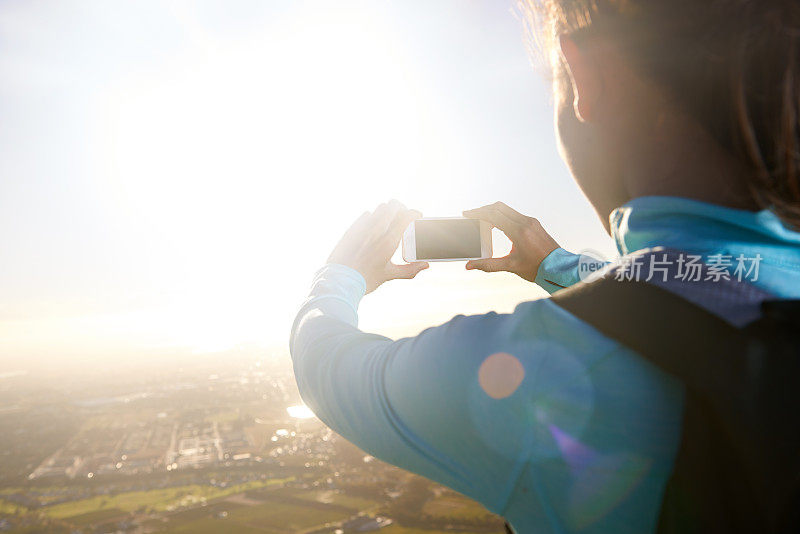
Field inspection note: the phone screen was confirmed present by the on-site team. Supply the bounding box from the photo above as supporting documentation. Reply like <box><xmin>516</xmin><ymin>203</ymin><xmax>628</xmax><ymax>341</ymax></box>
<box><xmin>415</xmin><ymin>219</ymin><xmax>481</xmax><ymax>260</ymax></box>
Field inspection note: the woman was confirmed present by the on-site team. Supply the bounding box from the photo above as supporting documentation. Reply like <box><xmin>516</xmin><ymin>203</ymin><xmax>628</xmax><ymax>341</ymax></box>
<box><xmin>290</xmin><ymin>1</ymin><xmax>800</xmax><ymax>532</ymax></box>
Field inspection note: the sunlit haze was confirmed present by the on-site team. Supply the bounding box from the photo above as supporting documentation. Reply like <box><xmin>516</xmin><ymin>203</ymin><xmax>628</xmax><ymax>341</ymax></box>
<box><xmin>0</xmin><ymin>0</ymin><xmax>615</xmax><ymax>367</ymax></box>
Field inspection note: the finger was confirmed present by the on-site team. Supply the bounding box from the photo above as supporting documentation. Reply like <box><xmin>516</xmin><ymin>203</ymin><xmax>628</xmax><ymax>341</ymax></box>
<box><xmin>375</xmin><ymin>208</ymin><xmax>420</xmax><ymax>257</ymax></box>
<box><xmin>490</xmin><ymin>201</ymin><xmax>530</xmax><ymax>224</ymax></box>
<box><xmin>331</xmin><ymin>210</ymin><xmax>370</xmax><ymax>249</ymax></box>
<box><xmin>348</xmin><ymin>210</ymin><xmax>372</xmax><ymax>233</ymax></box>
<box><xmin>464</xmin><ymin>201</ymin><xmax>528</xmax><ymax>224</ymax></box>
<box><xmin>383</xmin><ymin>207</ymin><xmax>422</xmax><ymax>247</ymax></box>
<box><xmin>386</xmin><ymin>261</ymin><xmax>429</xmax><ymax>280</ymax></box>
<box><xmin>462</xmin><ymin>205</ymin><xmax>521</xmax><ymax>238</ymax></box>
<box><xmin>465</xmin><ymin>256</ymin><xmax>512</xmax><ymax>273</ymax></box>
<box><xmin>372</xmin><ymin>199</ymin><xmax>405</xmax><ymax>235</ymax></box>
<box><xmin>328</xmin><ymin>210</ymin><xmax>373</xmax><ymax>264</ymax></box>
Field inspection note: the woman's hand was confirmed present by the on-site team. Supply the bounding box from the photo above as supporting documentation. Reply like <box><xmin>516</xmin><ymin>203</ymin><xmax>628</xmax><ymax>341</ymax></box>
<box><xmin>328</xmin><ymin>200</ymin><xmax>429</xmax><ymax>293</ymax></box>
<box><xmin>463</xmin><ymin>202</ymin><xmax>559</xmax><ymax>283</ymax></box>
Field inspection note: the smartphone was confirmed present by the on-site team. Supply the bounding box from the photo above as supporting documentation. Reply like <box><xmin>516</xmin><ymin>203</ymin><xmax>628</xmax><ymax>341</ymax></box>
<box><xmin>402</xmin><ymin>217</ymin><xmax>492</xmax><ymax>262</ymax></box>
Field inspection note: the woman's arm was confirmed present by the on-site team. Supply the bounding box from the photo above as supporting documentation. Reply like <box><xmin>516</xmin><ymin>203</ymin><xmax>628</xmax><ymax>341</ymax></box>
<box><xmin>289</xmin><ymin>200</ymin><xmax>537</xmax><ymax>505</ymax></box>
<box><xmin>290</xmin><ymin>261</ymin><xmax>684</xmax><ymax>526</ymax></box>
<box><xmin>290</xmin><ymin>202</ymin><xmax>683</xmax><ymax>529</ymax></box>
<box><xmin>290</xmin><ymin>263</ymin><xmax>529</xmax><ymax>504</ymax></box>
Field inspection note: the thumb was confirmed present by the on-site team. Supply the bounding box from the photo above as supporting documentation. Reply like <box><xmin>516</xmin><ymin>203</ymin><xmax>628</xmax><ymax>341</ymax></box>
<box><xmin>465</xmin><ymin>257</ymin><xmax>510</xmax><ymax>273</ymax></box>
<box><xmin>387</xmin><ymin>261</ymin><xmax>429</xmax><ymax>280</ymax></box>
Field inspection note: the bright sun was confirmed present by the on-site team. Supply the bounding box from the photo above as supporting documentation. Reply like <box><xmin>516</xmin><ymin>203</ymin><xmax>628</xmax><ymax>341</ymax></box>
<box><xmin>98</xmin><ymin>6</ymin><xmax>447</xmax><ymax>352</ymax></box>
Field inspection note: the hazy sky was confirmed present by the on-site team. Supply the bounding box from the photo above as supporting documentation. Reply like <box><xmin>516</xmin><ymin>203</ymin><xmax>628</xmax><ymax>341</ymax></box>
<box><xmin>0</xmin><ymin>0</ymin><xmax>615</xmax><ymax>366</ymax></box>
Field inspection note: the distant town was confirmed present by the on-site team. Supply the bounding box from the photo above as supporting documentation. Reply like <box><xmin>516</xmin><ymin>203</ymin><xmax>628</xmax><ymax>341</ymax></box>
<box><xmin>0</xmin><ymin>352</ymin><xmax>505</xmax><ymax>533</ymax></box>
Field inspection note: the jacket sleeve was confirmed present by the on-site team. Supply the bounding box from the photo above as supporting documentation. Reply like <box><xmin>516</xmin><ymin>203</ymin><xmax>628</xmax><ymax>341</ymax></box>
<box><xmin>534</xmin><ymin>247</ymin><xmax>609</xmax><ymax>294</ymax></box>
<box><xmin>289</xmin><ymin>263</ymin><xmax>684</xmax><ymax>527</ymax></box>
<box><xmin>289</xmin><ymin>264</ymin><xmax>527</xmax><ymax>505</ymax></box>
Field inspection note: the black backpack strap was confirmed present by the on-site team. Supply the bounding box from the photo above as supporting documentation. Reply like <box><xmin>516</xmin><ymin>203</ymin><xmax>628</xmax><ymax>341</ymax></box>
<box><xmin>548</xmin><ymin>276</ymin><xmax>800</xmax><ymax>533</ymax></box>
<box><xmin>550</xmin><ymin>277</ymin><xmax>751</xmax><ymax>392</ymax></box>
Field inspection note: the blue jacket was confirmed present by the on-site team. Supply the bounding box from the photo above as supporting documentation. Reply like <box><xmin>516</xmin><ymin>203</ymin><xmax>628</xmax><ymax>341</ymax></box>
<box><xmin>290</xmin><ymin>196</ymin><xmax>800</xmax><ymax>533</ymax></box>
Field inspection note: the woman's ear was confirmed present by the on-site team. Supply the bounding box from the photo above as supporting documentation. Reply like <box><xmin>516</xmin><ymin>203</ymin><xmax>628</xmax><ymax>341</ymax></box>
<box><xmin>559</xmin><ymin>34</ymin><xmax>603</xmax><ymax>122</ymax></box>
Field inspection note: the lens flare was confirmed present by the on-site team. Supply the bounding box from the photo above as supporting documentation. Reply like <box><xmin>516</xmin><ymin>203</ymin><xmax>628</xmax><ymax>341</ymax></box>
<box><xmin>478</xmin><ymin>352</ymin><xmax>525</xmax><ymax>399</ymax></box>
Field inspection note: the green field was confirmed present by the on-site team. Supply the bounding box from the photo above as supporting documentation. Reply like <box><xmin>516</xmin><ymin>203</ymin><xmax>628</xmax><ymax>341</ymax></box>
<box><xmin>42</xmin><ymin>478</ymin><xmax>292</xmax><ymax>520</ymax></box>
<box><xmin>422</xmin><ymin>494</ymin><xmax>495</xmax><ymax>521</ymax></box>
<box><xmin>62</xmin><ymin>507</ymin><xmax>127</xmax><ymax>527</ymax></box>
<box><xmin>162</xmin><ymin>519</ymin><xmax>267</xmax><ymax>534</ymax></box>
<box><xmin>0</xmin><ymin>498</ymin><xmax>27</xmax><ymax>515</ymax></box>
<box><xmin>161</xmin><ymin>516</ymin><xmax>493</xmax><ymax>534</ymax></box>
<box><xmin>1</xmin><ymin>479</ymin><xmax>506</xmax><ymax>534</ymax></box>
<box><xmin>383</xmin><ymin>527</ymin><xmax>500</xmax><ymax>534</ymax></box>
<box><xmin>230</xmin><ymin>501</ymin><xmax>348</xmax><ymax>529</ymax></box>
<box><xmin>279</xmin><ymin>488</ymin><xmax>380</xmax><ymax>512</ymax></box>
<box><xmin>153</xmin><ymin>500</ymin><xmax>349</xmax><ymax>533</ymax></box>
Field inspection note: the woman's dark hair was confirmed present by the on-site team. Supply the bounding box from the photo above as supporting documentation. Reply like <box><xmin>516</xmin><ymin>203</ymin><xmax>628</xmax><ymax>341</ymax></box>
<box><xmin>522</xmin><ymin>0</ymin><xmax>800</xmax><ymax>228</ymax></box>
